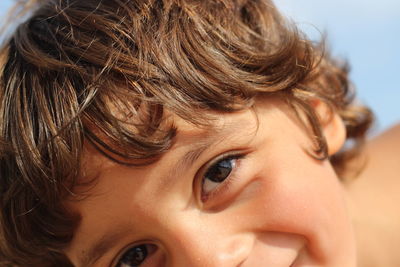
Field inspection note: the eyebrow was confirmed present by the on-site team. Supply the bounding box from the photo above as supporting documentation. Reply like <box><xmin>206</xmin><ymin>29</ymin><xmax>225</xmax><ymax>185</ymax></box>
<box><xmin>76</xmin><ymin>122</ymin><xmax>243</xmax><ymax>267</ymax></box>
<box><xmin>78</xmin><ymin>227</ymin><xmax>127</xmax><ymax>267</ymax></box>
<box><xmin>162</xmin><ymin>134</ymin><xmax>222</xmax><ymax>189</ymax></box>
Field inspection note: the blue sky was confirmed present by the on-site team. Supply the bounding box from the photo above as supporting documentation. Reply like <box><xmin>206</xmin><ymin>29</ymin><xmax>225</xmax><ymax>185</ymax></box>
<box><xmin>1</xmin><ymin>0</ymin><xmax>399</xmax><ymax>133</ymax></box>
<box><xmin>276</xmin><ymin>0</ymin><xmax>400</xmax><ymax>133</ymax></box>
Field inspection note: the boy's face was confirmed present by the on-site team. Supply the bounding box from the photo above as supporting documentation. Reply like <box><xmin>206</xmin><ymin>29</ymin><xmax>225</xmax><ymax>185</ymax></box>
<box><xmin>65</xmin><ymin>97</ymin><xmax>356</xmax><ymax>267</ymax></box>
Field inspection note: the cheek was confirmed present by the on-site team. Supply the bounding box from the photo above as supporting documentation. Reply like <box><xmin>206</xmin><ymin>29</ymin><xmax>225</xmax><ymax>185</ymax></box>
<box><xmin>243</xmin><ymin>156</ymin><xmax>354</xmax><ymax>262</ymax></box>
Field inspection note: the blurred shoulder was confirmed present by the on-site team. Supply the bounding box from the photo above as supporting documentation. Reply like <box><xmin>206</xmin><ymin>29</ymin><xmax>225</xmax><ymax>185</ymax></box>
<box><xmin>347</xmin><ymin>123</ymin><xmax>400</xmax><ymax>266</ymax></box>
<box><xmin>367</xmin><ymin>123</ymin><xmax>400</xmax><ymax>167</ymax></box>
<box><xmin>345</xmin><ymin>123</ymin><xmax>400</xmax><ymax>197</ymax></box>
<box><xmin>345</xmin><ymin>123</ymin><xmax>400</xmax><ymax>183</ymax></box>
<box><xmin>371</xmin><ymin>123</ymin><xmax>400</xmax><ymax>144</ymax></box>
<box><xmin>345</xmin><ymin>122</ymin><xmax>400</xmax><ymax>206</ymax></box>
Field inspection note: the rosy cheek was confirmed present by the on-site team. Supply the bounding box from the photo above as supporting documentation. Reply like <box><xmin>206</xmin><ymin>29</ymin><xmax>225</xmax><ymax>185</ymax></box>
<box><xmin>238</xmin><ymin>159</ymin><xmax>351</xmax><ymax>263</ymax></box>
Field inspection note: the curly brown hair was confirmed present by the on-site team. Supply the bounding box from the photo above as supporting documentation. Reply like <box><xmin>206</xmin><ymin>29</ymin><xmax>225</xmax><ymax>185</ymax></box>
<box><xmin>0</xmin><ymin>0</ymin><xmax>372</xmax><ymax>266</ymax></box>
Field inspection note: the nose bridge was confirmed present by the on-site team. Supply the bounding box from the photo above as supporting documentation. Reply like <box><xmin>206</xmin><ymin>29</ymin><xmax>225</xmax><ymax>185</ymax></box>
<box><xmin>164</xmin><ymin>215</ymin><xmax>254</xmax><ymax>267</ymax></box>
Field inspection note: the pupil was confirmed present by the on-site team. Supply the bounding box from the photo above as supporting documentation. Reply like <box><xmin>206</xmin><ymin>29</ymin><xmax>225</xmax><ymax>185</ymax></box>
<box><xmin>205</xmin><ymin>159</ymin><xmax>233</xmax><ymax>182</ymax></box>
<box><xmin>120</xmin><ymin>245</ymin><xmax>148</xmax><ymax>267</ymax></box>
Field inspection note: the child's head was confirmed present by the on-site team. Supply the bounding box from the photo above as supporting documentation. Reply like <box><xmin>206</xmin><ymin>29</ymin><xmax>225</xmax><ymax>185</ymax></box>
<box><xmin>0</xmin><ymin>0</ymin><xmax>372</xmax><ymax>266</ymax></box>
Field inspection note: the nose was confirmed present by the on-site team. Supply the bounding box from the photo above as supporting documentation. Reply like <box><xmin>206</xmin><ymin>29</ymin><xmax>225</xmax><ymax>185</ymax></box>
<box><xmin>165</xmin><ymin>223</ymin><xmax>254</xmax><ymax>267</ymax></box>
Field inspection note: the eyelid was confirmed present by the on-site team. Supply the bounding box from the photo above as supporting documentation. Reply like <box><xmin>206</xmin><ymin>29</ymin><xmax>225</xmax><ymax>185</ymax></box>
<box><xmin>111</xmin><ymin>242</ymin><xmax>156</xmax><ymax>267</ymax></box>
<box><xmin>111</xmin><ymin>243</ymin><xmax>132</xmax><ymax>267</ymax></box>
<box><xmin>196</xmin><ymin>151</ymin><xmax>246</xmax><ymax>203</ymax></box>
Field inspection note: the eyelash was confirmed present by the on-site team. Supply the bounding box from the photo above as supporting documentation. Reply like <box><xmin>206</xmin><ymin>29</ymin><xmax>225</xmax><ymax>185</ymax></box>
<box><xmin>112</xmin><ymin>243</ymin><xmax>156</xmax><ymax>267</ymax></box>
<box><xmin>198</xmin><ymin>152</ymin><xmax>245</xmax><ymax>203</ymax></box>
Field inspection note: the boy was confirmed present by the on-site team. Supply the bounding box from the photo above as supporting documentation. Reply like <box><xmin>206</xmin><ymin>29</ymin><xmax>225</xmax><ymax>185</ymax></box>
<box><xmin>0</xmin><ymin>0</ymin><xmax>399</xmax><ymax>266</ymax></box>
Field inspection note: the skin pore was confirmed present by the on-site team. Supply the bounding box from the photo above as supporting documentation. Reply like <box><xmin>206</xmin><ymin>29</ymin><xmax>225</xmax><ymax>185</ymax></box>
<box><xmin>64</xmin><ymin>97</ymin><xmax>359</xmax><ymax>267</ymax></box>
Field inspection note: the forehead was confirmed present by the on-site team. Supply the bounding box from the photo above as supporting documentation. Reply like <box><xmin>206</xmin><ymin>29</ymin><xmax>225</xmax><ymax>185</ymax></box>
<box><xmin>67</xmin><ymin>97</ymin><xmax>298</xmax><ymax>213</ymax></box>
<box><xmin>76</xmin><ymin>108</ymin><xmax>258</xmax><ymax>184</ymax></box>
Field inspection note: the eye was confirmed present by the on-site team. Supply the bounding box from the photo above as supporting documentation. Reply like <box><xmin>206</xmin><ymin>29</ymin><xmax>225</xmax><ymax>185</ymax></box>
<box><xmin>115</xmin><ymin>244</ymin><xmax>156</xmax><ymax>267</ymax></box>
<box><xmin>201</xmin><ymin>154</ymin><xmax>242</xmax><ymax>198</ymax></box>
